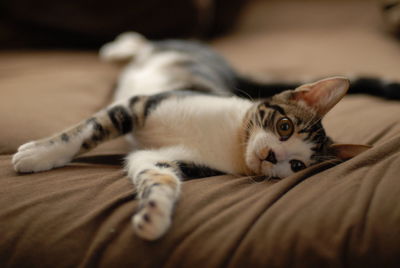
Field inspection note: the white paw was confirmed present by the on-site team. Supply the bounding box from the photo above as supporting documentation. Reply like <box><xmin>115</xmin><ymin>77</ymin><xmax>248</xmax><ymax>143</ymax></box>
<box><xmin>132</xmin><ymin>194</ymin><xmax>173</xmax><ymax>240</ymax></box>
<box><xmin>100</xmin><ymin>32</ymin><xmax>147</xmax><ymax>62</ymax></box>
<box><xmin>12</xmin><ymin>141</ymin><xmax>74</xmax><ymax>173</ymax></box>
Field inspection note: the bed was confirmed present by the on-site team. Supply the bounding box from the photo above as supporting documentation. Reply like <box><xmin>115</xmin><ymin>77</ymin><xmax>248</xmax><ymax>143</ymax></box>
<box><xmin>1</xmin><ymin>0</ymin><xmax>400</xmax><ymax>267</ymax></box>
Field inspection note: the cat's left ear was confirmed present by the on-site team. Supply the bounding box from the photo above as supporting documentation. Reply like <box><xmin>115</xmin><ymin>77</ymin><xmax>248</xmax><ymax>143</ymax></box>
<box><xmin>329</xmin><ymin>144</ymin><xmax>372</xmax><ymax>160</ymax></box>
<box><xmin>292</xmin><ymin>77</ymin><xmax>350</xmax><ymax>117</ymax></box>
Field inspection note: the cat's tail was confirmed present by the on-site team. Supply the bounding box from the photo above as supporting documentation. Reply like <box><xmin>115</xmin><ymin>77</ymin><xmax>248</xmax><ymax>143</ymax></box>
<box><xmin>233</xmin><ymin>75</ymin><xmax>400</xmax><ymax>100</ymax></box>
<box><xmin>99</xmin><ymin>32</ymin><xmax>151</xmax><ymax>62</ymax></box>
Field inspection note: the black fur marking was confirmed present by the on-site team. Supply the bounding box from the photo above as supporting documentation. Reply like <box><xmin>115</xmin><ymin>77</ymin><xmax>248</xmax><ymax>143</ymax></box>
<box><xmin>141</xmin><ymin>183</ymin><xmax>161</xmax><ymax>199</ymax></box>
<box><xmin>82</xmin><ymin>142</ymin><xmax>90</xmax><ymax>150</ymax></box>
<box><xmin>129</xmin><ymin>96</ymin><xmax>140</xmax><ymax>108</ymax></box>
<box><xmin>266</xmin><ymin>110</ymin><xmax>278</xmax><ymax>130</ymax></box>
<box><xmin>265</xmin><ymin>150</ymin><xmax>277</xmax><ymax>164</ymax></box>
<box><xmin>311</xmin><ymin>128</ymin><xmax>327</xmax><ymax>144</ymax></box>
<box><xmin>349</xmin><ymin>77</ymin><xmax>400</xmax><ymax>100</ymax></box>
<box><xmin>61</xmin><ymin>133</ymin><xmax>69</xmax><ymax>142</ymax></box>
<box><xmin>86</xmin><ymin>118</ymin><xmax>110</xmax><ymax>143</ymax></box>
<box><xmin>383</xmin><ymin>2</ymin><xmax>399</xmax><ymax>11</ymax></box>
<box><xmin>141</xmin><ymin>186</ymin><xmax>152</xmax><ymax>199</ymax></box>
<box><xmin>143</xmin><ymin>213</ymin><xmax>151</xmax><ymax>223</ymax></box>
<box><xmin>182</xmin><ymin>84</ymin><xmax>216</xmax><ymax>94</ymax></box>
<box><xmin>265</xmin><ymin>103</ymin><xmax>285</xmax><ymax>115</ymax></box>
<box><xmin>385</xmin><ymin>83</ymin><xmax>400</xmax><ymax>99</ymax></box>
<box><xmin>148</xmin><ymin>200</ymin><xmax>156</xmax><ymax>208</ymax></box>
<box><xmin>299</xmin><ymin>120</ymin><xmax>322</xmax><ymax>134</ymax></box>
<box><xmin>108</xmin><ymin>106</ymin><xmax>133</xmax><ymax>134</ymax></box>
<box><xmin>155</xmin><ymin>162</ymin><xmax>172</xmax><ymax>169</ymax></box>
<box><xmin>300</xmin><ymin>120</ymin><xmax>327</xmax><ymax>150</ymax></box>
<box><xmin>295</xmin><ymin>117</ymin><xmax>303</xmax><ymax>126</ymax></box>
<box><xmin>128</xmin><ymin>96</ymin><xmax>141</xmax><ymax>126</ymax></box>
<box><xmin>144</xmin><ymin>92</ymin><xmax>171</xmax><ymax>118</ymax></box>
<box><xmin>176</xmin><ymin>162</ymin><xmax>225</xmax><ymax>179</ymax></box>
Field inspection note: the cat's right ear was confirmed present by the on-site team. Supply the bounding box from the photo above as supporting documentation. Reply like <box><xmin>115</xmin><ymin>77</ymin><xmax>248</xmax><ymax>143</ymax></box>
<box><xmin>329</xmin><ymin>144</ymin><xmax>372</xmax><ymax>160</ymax></box>
<box><xmin>292</xmin><ymin>77</ymin><xmax>350</xmax><ymax>117</ymax></box>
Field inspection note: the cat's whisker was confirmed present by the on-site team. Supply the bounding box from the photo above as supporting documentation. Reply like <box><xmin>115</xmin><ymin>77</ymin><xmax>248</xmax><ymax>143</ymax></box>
<box><xmin>234</xmin><ymin>87</ymin><xmax>255</xmax><ymax>102</ymax></box>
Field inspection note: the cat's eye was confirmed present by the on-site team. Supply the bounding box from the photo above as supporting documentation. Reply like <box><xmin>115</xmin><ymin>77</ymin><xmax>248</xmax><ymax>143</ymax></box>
<box><xmin>290</xmin><ymin>159</ymin><xmax>306</xmax><ymax>172</ymax></box>
<box><xmin>276</xmin><ymin>117</ymin><xmax>294</xmax><ymax>140</ymax></box>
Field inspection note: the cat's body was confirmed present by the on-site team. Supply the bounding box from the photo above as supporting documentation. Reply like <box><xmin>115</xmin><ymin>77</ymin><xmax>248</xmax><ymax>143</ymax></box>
<box><xmin>13</xmin><ymin>32</ymin><xmax>380</xmax><ymax>240</ymax></box>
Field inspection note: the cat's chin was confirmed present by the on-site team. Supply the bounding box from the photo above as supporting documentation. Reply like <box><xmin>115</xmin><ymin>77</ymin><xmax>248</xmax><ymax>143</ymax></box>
<box><xmin>260</xmin><ymin>162</ymin><xmax>275</xmax><ymax>177</ymax></box>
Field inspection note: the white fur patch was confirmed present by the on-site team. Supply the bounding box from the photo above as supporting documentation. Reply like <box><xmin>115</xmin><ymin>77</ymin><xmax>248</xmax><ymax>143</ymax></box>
<box><xmin>245</xmin><ymin>127</ymin><xmax>314</xmax><ymax>178</ymax></box>
<box><xmin>99</xmin><ymin>32</ymin><xmax>148</xmax><ymax>62</ymax></box>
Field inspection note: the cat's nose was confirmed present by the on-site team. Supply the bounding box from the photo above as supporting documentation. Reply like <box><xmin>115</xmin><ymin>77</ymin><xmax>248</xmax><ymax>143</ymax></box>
<box><xmin>265</xmin><ymin>150</ymin><xmax>277</xmax><ymax>164</ymax></box>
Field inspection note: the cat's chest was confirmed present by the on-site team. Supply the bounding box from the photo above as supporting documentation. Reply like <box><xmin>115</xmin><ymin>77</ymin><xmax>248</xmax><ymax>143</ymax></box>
<box><xmin>134</xmin><ymin>96</ymin><xmax>252</xmax><ymax>173</ymax></box>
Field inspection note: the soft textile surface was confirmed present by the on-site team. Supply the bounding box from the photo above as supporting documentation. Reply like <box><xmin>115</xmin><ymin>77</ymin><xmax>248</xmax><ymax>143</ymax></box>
<box><xmin>1</xmin><ymin>0</ymin><xmax>400</xmax><ymax>267</ymax></box>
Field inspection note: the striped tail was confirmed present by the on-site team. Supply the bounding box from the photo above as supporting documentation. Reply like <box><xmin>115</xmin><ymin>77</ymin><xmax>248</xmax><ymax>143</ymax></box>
<box><xmin>233</xmin><ymin>75</ymin><xmax>400</xmax><ymax>100</ymax></box>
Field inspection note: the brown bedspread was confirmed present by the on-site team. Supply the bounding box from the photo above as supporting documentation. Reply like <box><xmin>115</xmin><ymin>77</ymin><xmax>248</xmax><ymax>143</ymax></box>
<box><xmin>1</xmin><ymin>1</ymin><xmax>400</xmax><ymax>267</ymax></box>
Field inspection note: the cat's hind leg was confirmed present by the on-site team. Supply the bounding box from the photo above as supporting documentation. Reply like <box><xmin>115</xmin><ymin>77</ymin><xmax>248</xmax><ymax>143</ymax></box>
<box><xmin>126</xmin><ymin>146</ymin><xmax>196</xmax><ymax>240</ymax></box>
<box><xmin>99</xmin><ymin>32</ymin><xmax>150</xmax><ymax>62</ymax></box>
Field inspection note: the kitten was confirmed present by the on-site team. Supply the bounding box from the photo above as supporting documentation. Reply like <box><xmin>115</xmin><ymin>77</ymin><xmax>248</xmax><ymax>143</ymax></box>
<box><xmin>12</xmin><ymin>32</ymin><xmax>370</xmax><ymax>240</ymax></box>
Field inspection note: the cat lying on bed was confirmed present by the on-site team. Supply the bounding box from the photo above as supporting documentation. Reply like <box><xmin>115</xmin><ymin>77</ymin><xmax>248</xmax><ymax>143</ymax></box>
<box><xmin>12</xmin><ymin>32</ymin><xmax>373</xmax><ymax>240</ymax></box>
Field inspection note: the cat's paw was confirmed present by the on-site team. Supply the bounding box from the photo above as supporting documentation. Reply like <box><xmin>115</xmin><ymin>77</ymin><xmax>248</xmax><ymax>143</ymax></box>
<box><xmin>100</xmin><ymin>32</ymin><xmax>147</xmax><ymax>62</ymax></box>
<box><xmin>132</xmin><ymin>194</ymin><xmax>173</xmax><ymax>240</ymax></box>
<box><xmin>12</xmin><ymin>141</ymin><xmax>74</xmax><ymax>173</ymax></box>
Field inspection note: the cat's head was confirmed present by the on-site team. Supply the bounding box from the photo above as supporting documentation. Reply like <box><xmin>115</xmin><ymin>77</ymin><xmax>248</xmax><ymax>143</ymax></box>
<box><xmin>242</xmin><ymin>77</ymin><xmax>371</xmax><ymax>178</ymax></box>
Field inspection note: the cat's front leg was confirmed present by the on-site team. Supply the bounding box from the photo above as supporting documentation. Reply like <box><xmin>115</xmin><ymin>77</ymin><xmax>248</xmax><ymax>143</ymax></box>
<box><xmin>126</xmin><ymin>147</ymin><xmax>195</xmax><ymax>240</ymax></box>
<box><xmin>13</xmin><ymin>99</ymin><xmax>139</xmax><ymax>173</ymax></box>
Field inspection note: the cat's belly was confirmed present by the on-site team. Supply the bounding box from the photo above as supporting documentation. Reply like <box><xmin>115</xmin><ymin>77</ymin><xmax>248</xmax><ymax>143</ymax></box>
<box><xmin>133</xmin><ymin>95</ymin><xmax>252</xmax><ymax>174</ymax></box>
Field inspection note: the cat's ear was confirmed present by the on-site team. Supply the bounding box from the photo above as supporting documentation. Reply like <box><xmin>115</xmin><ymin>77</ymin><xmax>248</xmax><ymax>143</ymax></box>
<box><xmin>329</xmin><ymin>144</ymin><xmax>372</xmax><ymax>160</ymax></box>
<box><xmin>292</xmin><ymin>77</ymin><xmax>350</xmax><ymax>117</ymax></box>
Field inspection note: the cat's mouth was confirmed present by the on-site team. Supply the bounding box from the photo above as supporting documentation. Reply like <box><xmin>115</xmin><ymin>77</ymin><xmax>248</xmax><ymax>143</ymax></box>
<box><xmin>246</xmin><ymin>152</ymin><xmax>275</xmax><ymax>175</ymax></box>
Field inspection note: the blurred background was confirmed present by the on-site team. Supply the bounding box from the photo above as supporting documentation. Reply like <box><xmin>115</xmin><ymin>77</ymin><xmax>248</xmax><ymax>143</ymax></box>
<box><xmin>1</xmin><ymin>0</ymin><xmax>400</xmax><ymax>78</ymax></box>
<box><xmin>0</xmin><ymin>0</ymin><xmax>248</xmax><ymax>48</ymax></box>
<box><xmin>0</xmin><ymin>0</ymin><xmax>399</xmax><ymax>49</ymax></box>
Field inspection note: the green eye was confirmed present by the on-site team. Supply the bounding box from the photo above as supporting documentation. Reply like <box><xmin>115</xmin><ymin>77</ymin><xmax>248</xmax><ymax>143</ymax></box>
<box><xmin>276</xmin><ymin>117</ymin><xmax>294</xmax><ymax>140</ymax></box>
<box><xmin>290</xmin><ymin>159</ymin><xmax>306</xmax><ymax>172</ymax></box>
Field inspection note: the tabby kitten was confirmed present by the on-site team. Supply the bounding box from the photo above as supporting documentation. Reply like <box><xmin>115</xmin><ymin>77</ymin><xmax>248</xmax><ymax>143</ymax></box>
<box><xmin>12</xmin><ymin>32</ymin><xmax>369</xmax><ymax>240</ymax></box>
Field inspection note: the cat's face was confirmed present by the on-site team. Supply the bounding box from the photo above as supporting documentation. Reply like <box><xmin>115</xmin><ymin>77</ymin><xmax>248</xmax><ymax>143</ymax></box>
<box><xmin>242</xmin><ymin>77</ymin><xmax>369</xmax><ymax>178</ymax></box>
<box><xmin>243</xmin><ymin>97</ymin><xmax>329</xmax><ymax>178</ymax></box>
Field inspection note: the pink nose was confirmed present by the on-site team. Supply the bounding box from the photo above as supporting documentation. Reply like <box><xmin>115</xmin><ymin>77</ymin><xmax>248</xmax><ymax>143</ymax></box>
<box><xmin>273</xmin><ymin>148</ymin><xmax>287</xmax><ymax>162</ymax></box>
<box><xmin>259</xmin><ymin>147</ymin><xmax>287</xmax><ymax>164</ymax></box>
<box><xmin>265</xmin><ymin>150</ymin><xmax>277</xmax><ymax>164</ymax></box>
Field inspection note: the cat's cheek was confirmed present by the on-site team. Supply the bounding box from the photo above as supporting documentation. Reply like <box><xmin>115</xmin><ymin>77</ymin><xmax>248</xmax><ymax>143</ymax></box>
<box><xmin>245</xmin><ymin>150</ymin><xmax>261</xmax><ymax>174</ymax></box>
<box><xmin>260</xmin><ymin>162</ymin><xmax>274</xmax><ymax>176</ymax></box>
